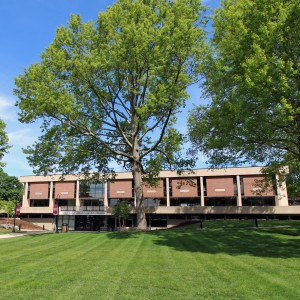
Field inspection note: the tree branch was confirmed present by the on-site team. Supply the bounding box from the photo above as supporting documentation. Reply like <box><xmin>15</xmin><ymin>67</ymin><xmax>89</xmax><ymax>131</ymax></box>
<box><xmin>140</xmin><ymin>109</ymin><xmax>172</xmax><ymax>158</ymax></box>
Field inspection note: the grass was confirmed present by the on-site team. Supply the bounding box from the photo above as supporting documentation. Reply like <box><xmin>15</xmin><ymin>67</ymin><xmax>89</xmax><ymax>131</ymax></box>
<box><xmin>0</xmin><ymin>220</ymin><xmax>300</xmax><ymax>299</ymax></box>
<box><xmin>0</xmin><ymin>227</ymin><xmax>13</xmax><ymax>234</ymax></box>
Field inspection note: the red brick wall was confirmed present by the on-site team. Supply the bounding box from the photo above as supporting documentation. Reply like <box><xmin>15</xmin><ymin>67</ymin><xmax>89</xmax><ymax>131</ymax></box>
<box><xmin>206</xmin><ymin>177</ymin><xmax>234</xmax><ymax>197</ymax></box>
<box><xmin>243</xmin><ymin>176</ymin><xmax>274</xmax><ymax>196</ymax></box>
<box><xmin>109</xmin><ymin>180</ymin><xmax>133</xmax><ymax>198</ymax></box>
<box><xmin>30</xmin><ymin>183</ymin><xmax>49</xmax><ymax>199</ymax></box>
<box><xmin>171</xmin><ymin>178</ymin><xmax>198</xmax><ymax>197</ymax></box>
<box><xmin>143</xmin><ymin>179</ymin><xmax>164</xmax><ymax>198</ymax></box>
<box><xmin>55</xmin><ymin>182</ymin><xmax>76</xmax><ymax>199</ymax></box>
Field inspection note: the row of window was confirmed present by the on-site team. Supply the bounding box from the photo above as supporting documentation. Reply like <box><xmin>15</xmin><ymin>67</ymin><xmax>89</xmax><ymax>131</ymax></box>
<box><xmin>27</xmin><ymin>182</ymin><xmax>105</xmax><ymax>199</ymax></box>
<box><xmin>29</xmin><ymin>196</ymin><xmax>276</xmax><ymax>207</ymax></box>
<box><xmin>109</xmin><ymin>197</ymin><xmax>276</xmax><ymax>207</ymax></box>
<box><xmin>27</xmin><ymin>176</ymin><xmax>276</xmax><ymax>200</ymax></box>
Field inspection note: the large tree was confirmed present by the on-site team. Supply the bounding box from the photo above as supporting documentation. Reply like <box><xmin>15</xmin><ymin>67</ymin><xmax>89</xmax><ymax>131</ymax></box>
<box><xmin>0</xmin><ymin>170</ymin><xmax>23</xmax><ymax>202</ymax></box>
<box><xmin>188</xmin><ymin>0</ymin><xmax>300</xmax><ymax>194</ymax></box>
<box><xmin>14</xmin><ymin>0</ymin><xmax>207</xmax><ymax>229</ymax></box>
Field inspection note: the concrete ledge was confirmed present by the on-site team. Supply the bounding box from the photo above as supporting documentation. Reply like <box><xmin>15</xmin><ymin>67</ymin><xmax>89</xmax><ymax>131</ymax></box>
<box><xmin>143</xmin><ymin>206</ymin><xmax>300</xmax><ymax>215</ymax></box>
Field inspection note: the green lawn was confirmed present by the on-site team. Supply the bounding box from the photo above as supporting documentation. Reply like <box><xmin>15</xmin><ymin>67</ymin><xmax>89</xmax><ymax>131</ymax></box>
<box><xmin>0</xmin><ymin>220</ymin><xmax>299</xmax><ymax>300</ymax></box>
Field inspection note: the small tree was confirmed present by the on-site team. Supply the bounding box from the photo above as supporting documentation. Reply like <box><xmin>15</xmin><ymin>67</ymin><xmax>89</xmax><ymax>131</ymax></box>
<box><xmin>113</xmin><ymin>201</ymin><xmax>131</xmax><ymax>231</ymax></box>
<box><xmin>0</xmin><ymin>200</ymin><xmax>16</xmax><ymax>218</ymax></box>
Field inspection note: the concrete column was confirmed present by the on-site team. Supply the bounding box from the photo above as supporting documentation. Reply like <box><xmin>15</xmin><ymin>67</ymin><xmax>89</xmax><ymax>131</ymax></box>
<box><xmin>200</xmin><ymin>177</ymin><xmax>205</xmax><ymax>206</ymax></box>
<box><xmin>276</xmin><ymin>174</ymin><xmax>288</xmax><ymax>206</ymax></box>
<box><xmin>236</xmin><ymin>175</ymin><xmax>242</xmax><ymax>206</ymax></box>
<box><xmin>166</xmin><ymin>178</ymin><xmax>170</xmax><ymax>207</ymax></box>
<box><xmin>104</xmin><ymin>182</ymin><xmax>108</xmax><ymax>207</ymax></box>
<box><xmin>76</xmin><ymin>180</ymin><xmax>80</xmax><ymax>207</ymax></box>
<box><xmin>22</xmin><ymin>182</ymin><xmax>29</xmax><ymax>207</ymax></box>
<box><xmin>49</xmin><ymin>181</ymin><xmax>54</xmax><ymax>207</ymax></box>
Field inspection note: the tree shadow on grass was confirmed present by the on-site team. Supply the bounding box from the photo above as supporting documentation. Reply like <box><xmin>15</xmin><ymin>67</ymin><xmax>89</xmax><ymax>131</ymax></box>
<box><xmin>106</xmin><ymin>222</ymin><xmax>300</xmax><ymax>258</ymax></box>
<box><xmin>106</xmin><ymin>231</ymin><xmax>143</xmax><ymax>239</ymax></box>
<box><xmin>150</xmin><ymin>226</ymin><xmax>300</xmax><ymax>259</ymax></box>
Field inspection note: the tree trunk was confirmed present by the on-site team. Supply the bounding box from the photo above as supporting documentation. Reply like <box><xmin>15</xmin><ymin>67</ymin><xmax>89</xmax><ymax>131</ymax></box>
<box><xmin>132</xmin><ymin>160</ymin><xmax>147</xmax><ymax>230</ymax></box>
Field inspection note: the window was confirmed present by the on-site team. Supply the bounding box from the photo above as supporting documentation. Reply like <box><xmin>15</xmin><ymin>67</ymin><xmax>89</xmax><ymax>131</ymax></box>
<box><xmin>81</xmin><ymin>199</ymin><xmax>103</xmax><ymax>206</ymax></box>
<box><xmin>30</xmin><ymin>199</ymin><xmax>49</xmax><ymax>207</ymax></box>
<box><xmin>144</xmin><ymin>198</ymin><xmax>166</xmax><ymax>207</ymax></box>
<box><xmin>109</xmin><ymin>198</ymin><xmax>134</xmax><ymax>207</ymax></box>
<box><xmin>204</xmin><ymin>197</ymin><xmax>237</xmax><ymax>206</ymax></box>
<box><xmin>242</xmin><ymin>197</ymin><xmax>275</xmax><ymax>206</ymax></box>
<box><xmin>170</xmin><ymin>198</ymin><xmax>200</xmax><ymax>206</ymax></box>
<box><xmin>80</xmin><ymin>182</ymin><xmax>104</xmax><ymax>199</ymax></box>
<box><xmin>56</xmin><ymin>199</ymin><xmax>76</xmax><ymax>206</ymax></box>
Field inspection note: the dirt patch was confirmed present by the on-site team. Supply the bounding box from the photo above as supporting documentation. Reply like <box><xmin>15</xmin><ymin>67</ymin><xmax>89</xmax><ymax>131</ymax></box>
<box><xmin>0</xmin><ymin>218</ymin><xmax>46</xmax><ymax>231</ymax></box>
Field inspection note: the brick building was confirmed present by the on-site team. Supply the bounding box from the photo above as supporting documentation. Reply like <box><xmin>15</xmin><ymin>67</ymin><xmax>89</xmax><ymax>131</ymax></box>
<box><xmin>19</xmin><ymin>166</ymin><xmax>298</xmax><ymax>231</ymax></box>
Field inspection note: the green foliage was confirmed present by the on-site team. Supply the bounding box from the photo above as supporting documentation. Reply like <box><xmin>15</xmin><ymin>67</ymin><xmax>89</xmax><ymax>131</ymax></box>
<box><xmin>0</xmin><ymin>170</ymin><xmax>21</xmax><ymax>217</ymax></box>
<box><xmin>112</xmin><ymin>201</ymin><xmax>131</xmax><ymax>219</ymax></box>
<box><xmin>14</xmin><ymin>0</ymin><xmax>208</xmax><ymax>229</ymax></box>
<box><xmin>0</xmin><ymin>170</ymin><xmax>23</xmax><ymax>202</ymax></box>
<box><xmin>112</xmin><ymin>201</ymin><xmax>131</xmax><ymax>230</ymax></box>
<box><xmin>0</xmin><ymin>119</ymin><xmax>10</xmax><ymax>167</ymax></box>
<box><xmin>188</xmin><ymin>0</ymin><xmax>300</xmax><ymax>195</ymax></box>
<box><xmin>15</xmin><ymin>0</ymin><xmax>207</xmax><ymax>177</ymax></box>
<box><xmin>0</xmin><ymin>200</ymin><xmax>16</xmax><ymax>217</ymax></box>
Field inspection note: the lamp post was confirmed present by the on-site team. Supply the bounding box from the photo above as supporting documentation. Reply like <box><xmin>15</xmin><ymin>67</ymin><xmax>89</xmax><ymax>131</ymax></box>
<box><xmin>53</xmin><ymin>195</ymin><xmax>59</xmax><ymax>233</ymax></box>
<box><xmin>12</xmin><ymin>204</ymin><xmax>16</xmax><ymax>233</ymax></box>
<box><xmin>12</xmin><ymin>203</ymin><xmax>21</xmax><ymax>233</ymax></box>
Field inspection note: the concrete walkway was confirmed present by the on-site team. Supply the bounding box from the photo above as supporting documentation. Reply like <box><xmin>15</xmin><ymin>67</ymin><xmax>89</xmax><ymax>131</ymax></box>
<box><xmin>0</xmin><ymin>231</ymin><xmax>52</xmax><ymax>239</ymax></box>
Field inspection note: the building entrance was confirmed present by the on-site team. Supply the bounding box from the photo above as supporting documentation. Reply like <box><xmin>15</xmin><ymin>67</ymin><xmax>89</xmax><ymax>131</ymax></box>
<box><xmin>75</xmin><ymin>215</ymin><xmax>108</xmax><ymax>231</ymax></box>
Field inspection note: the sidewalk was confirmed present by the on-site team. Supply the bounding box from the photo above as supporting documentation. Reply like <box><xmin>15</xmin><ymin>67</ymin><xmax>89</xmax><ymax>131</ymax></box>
<box><xmin>0</xmin><ymin>231</ymin><xmax>52</xmax><ymax>239</ymax></box>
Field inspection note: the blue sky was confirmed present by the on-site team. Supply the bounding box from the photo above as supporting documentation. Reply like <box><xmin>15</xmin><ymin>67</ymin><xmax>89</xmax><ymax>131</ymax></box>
<box><xmin>0</xmin><ymin>0</ymin><xmax>220</xmax><ymax>178</ymax></box>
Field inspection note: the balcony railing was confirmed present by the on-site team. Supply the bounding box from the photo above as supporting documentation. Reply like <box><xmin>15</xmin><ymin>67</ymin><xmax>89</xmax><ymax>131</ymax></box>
<box><xmin>60</xmin><ymin>206</ymin><xmax>105</xmax><ymax>211</ymax></box>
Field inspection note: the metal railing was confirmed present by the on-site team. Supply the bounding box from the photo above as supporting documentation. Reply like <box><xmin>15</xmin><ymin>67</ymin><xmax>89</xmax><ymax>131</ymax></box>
<box><xmin>60</xmin><ymin>206</ymin><xmax>105</xmax><ymax>211</ymax></box>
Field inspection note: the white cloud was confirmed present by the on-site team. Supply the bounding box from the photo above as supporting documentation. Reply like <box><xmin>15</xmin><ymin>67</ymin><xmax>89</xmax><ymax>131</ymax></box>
<box><xmin>3</xmin><ymin>154</ymin><xmax>32</xmax><ymax>176</ymax></box>
<box><xmin>0</xmin><ymin>95</ymin><xmax>13</xmax><ymax>107</ymax></box>
<box><xmin>0</xmin><ymin>94</ymin><xmax>17</xmax><ymax>122</ymax></box>
<box><xmin>8</xmin><ymin>127</ymin><xmax>38</xmax><ymax>147</ymax></box>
